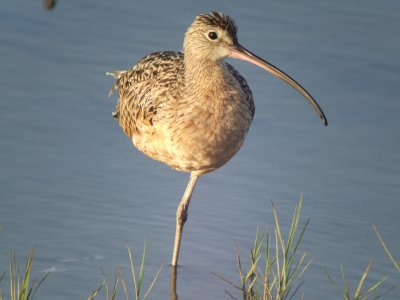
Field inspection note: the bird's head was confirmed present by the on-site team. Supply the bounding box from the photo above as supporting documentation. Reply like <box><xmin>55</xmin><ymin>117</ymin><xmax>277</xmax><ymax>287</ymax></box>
<box><xmin>184</xmin><ymin>12</ymin><xmax>238</xmax><ymax>62</ymax></box>
<box><xmin>184</xmin><ymin>11</ymin><xmax>328</xmax><ymax>126</ymax></box>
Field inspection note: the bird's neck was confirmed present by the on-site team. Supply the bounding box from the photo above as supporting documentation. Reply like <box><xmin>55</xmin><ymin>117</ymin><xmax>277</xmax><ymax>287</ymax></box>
<box><xmin>183</xmin><ymin>54</ymin><xmax>227</xmax><ymax>99</ymax></box>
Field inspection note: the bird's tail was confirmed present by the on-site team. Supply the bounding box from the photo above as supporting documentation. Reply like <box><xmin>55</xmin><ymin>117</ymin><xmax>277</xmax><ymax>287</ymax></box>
<box><xmin>106</xmin><ymin>70</ymin><xmax>126</xmax><ymax>79</ymax></box>
<box><xmin>106</xmin><ymin>70</ymin><xmax>126</xmax><ymax>97</ymax></box>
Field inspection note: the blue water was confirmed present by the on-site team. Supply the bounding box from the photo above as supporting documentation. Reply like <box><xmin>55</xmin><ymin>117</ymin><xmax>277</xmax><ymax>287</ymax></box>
<box><xmin>1</xmin><ymin>0</ymin><xmax>400</xmax><ymax>299</ymax></box>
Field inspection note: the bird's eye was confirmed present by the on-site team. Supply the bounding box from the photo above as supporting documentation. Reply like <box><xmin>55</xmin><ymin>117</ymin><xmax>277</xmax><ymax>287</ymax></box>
<box><xmin>208</xmin><ymin>31</ymin><xmax>218</xmax><ymax>40</ymax></box>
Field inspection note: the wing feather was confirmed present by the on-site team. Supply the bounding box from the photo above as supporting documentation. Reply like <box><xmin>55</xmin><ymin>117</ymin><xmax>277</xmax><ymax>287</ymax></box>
<box><xmin>110</xmin><ymin>51</ymin><xmax>184</xmax><ymax>137</ymax></box>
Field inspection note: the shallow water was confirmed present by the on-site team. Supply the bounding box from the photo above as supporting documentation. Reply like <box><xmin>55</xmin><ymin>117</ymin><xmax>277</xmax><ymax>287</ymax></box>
<box><xmin>1</xmin><ymin>0</ymin><xmax>400</xmax><ymax>299</ymax></box>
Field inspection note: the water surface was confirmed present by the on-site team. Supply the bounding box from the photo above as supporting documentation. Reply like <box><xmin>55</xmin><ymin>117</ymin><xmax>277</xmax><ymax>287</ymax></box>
<box><xmin>1</xmin><ymin>0</ymin><xmax>400</xmax><ymax>299</ymax></box>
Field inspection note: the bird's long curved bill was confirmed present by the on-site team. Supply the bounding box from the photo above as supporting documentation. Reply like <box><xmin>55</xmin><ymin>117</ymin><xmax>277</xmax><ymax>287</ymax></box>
<box><xmin>229</xmin><ymin>44</ymin><xmax>328</xmax><ymax>126</ymax></box>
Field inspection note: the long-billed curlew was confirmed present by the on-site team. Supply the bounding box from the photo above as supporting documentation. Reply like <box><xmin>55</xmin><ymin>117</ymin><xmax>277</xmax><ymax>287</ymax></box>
<box><xmin>107</xmin><ymin>12</ymin><xmax>327</xmax><ymax>267</ymax></box>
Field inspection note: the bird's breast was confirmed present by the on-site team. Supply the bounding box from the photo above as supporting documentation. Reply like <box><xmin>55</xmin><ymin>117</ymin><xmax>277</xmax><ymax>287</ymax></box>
<box><xmin>163</xmin><ymin>83</ymin><xmax>254</xmax><ymax>173</ymax></box>
<box><xmin>128</xmin><ymin>59</ymin><xmax>255</xmax><ymax>174</ymax></box>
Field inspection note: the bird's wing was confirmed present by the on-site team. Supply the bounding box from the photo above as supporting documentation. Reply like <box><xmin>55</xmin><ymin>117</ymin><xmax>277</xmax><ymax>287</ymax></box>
<box><xmin>110</xmin><ymin>51</ymin><xmax>184</xmax><ymax>137</ymax></box>
<box><xmin>226</xmin><ymin>62</ymin><xmax>255</xmax><ymax>118</ymax></box>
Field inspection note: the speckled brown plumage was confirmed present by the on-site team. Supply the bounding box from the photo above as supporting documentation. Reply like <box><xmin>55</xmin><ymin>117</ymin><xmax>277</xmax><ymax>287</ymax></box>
<box><xmin>110</xmin><ymin>51</ymin><xmax>185</xmax><ymax>137</ymax></box>
<box><xmin>108</xmin><ymin>13</ymin><xmax>255</xmax><ymax>174</ymax></box>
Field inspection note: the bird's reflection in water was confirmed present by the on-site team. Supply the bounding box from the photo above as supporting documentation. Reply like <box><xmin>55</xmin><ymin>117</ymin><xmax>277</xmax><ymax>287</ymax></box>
<box><xmin>170</xmin><ymin>266</ymin><xmax>178</xmax><ymax>300</ymax></box>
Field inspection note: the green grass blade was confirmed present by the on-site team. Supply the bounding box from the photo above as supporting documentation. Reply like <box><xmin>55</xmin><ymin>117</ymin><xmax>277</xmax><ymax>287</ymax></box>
<box><xmin>354</xmin><ymin>259</ymin><xmax>374</xmax><ymax>298</ymax></box>
<box><xmin>101</xmin><ymin>268</ymin><xmax>110</xmax><ymax>299</ymax></box>
<box><xmin>370</xmin><ymin>285</ymin><xmax>396</xmax><ymax>300</ymax></box>
<box><xmin>373</xmin><ymin>225</ymin><xmax>400</xmax><ymax>272</ymax></box>
<box><xmin>10</xmin><ymin>253</ymin><xmax>15</xmax><ymax>300</ymax></box>
<box><xmin>138</xmin><ymin>239</ymin><xmax>148</xmax><ymax>296</ymax></box>
<box><xmin>0</xmin><ymin>271</ymin><xmax>5</xmax><ymax>283</ymax></box>
<box><xmin>287</xmin><ymin>195</ymin><xmax>303</xmax><ymax>256</ymax></box>
<box><xmin>365</xmin><ymin>275</ymin><xmax>387</xmax><ymax>295</ymax></box>
<box><xmin>19</xmin><ymin>249</ymin><xmax>35</xmax><ymax>300</ymax></box>
<box><xmin>288</xmin><ymin>280</ymin><xmax>305</xmax><ymax>300</ymax></box>
<box><xmin>110</xmin><ymin>269</ymin><xmax>121</xmax><ymax>300</ymax></box>
<box><xmin>126</xmin><ymin>244</ymin><xmax>138</xmax><ymax>298</ymax></box>
<box><xmin>287</xmin><ymin>218</ymin><xmax>310</xmax><ymax>272</ymax></box>
<box><xmin>325</xmin><ymin>268</ymin><xmax>347</xmax><ymax>299</ymax></box>
<box><xmin>253</xmin><ymin>225</ymin><xmax>261</xmax><ymax>256</ymax></box>
<box><xmin>87</xmin><ymin>281</ymin><xmax>105</xmax><ymax>300</ymax></box>
<box><xmin>142</xmin><ymin>264</ymin><xmax>163</xmax><ymax>300</ymax></box>
<box><xmin>286</xmin><ymin>253</ymin><xmax>312</xmax><ymax>289</ymax></box>
<box><xmin>31</xmin><ymin>271</ymin><xmax>49</xmax><ymax>300</ymax></box>
<box><xmin>245</xmin><ymin>254</ymin><xmax>261</xmax><ymax>282</ymax></box>
<box><xmin>339</xmin><ymin>263</ymin><xmax>348</xmax><ymax>297</ymax></box>
<box><xmin>235</xmin><ymin>244</ymin><xmax>245</xmax><ymax>286</ymax></box>
<box><xmin>120</xmin><ymin>276</ymin><xmax>129</xmax><ymax>300</ymax></box>
<box><xmin>210</xmin><ymin>271</ymin><xmax>243</xmax><ymax>291</ymax></box>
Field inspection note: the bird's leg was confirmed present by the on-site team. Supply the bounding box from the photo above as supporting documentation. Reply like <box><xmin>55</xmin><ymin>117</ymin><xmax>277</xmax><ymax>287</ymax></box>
<box><xmin>171</xmin><ymin>173</ymin><xmax>199</xmax><ymax>266</ymax></box>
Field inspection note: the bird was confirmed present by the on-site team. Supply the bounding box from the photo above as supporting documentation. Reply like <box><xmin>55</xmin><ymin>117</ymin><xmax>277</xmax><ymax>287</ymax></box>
<box><xmin>107</xmin><ymin>11</ymin><xmax>327</xmax><ymax>267</ymax></box>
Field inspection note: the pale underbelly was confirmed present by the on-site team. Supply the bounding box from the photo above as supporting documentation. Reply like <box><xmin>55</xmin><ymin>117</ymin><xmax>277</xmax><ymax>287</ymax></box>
<box><xmin>132</xmin><ymin>126</ymin><xmax>248</xmax><ymax>174</ymax></box>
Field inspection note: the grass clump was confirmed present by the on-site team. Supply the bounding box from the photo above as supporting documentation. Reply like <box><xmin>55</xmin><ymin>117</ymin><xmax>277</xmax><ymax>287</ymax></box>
<box><xmin>325</xmin><ymin>260</ymin><xmax>393</xmax><ymax>300</ymax></box>
<box><xmin>214</xmin><ymin>196</ymin><xmax>312</xmax><ymax>300</ymax></box>
<box><xmin>87</xmin><ymin>241</ymin><xmax>163</xmax><ymax>300</ymax></box>
<box><xmin>0</xmin><ymin>249</ymin><xmax>48</xmax><ymax>300</ymax></box>
<box><xmin>323</xmin><ymin>225</ymin><xmax>397</xmax><ymax>300</ymax></box>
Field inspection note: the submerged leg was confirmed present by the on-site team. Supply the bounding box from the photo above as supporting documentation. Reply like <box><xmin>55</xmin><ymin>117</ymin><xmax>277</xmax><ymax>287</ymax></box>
<box><xmin>171</xmin><ymin>173</ymin><xmax>199</xmax><ymax>266</ymax></box>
